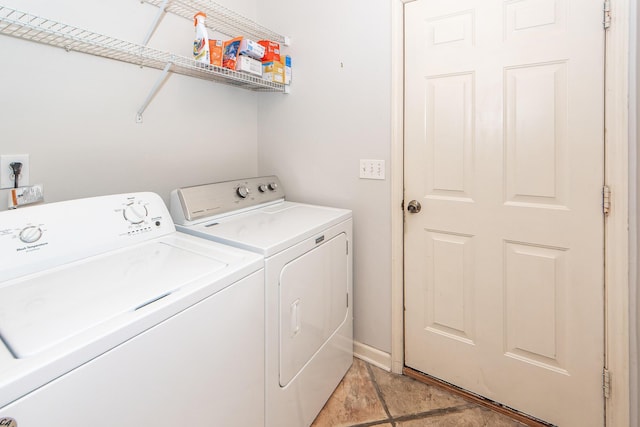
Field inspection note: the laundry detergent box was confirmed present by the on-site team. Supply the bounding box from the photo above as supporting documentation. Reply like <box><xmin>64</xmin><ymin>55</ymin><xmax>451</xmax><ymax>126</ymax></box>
<box><xmin>223</xmin><ymin>36</ymin><xmax>242</xmax><ymax>70</ymax></box>
<box><xmin>258</xmin><ymin>40</ymin><xmax>280</xmax><ymax>62</ymax></box>
<box><xmin>239</xmin><ymin>39</ymin><xmax>265</xmax><ymax>60</ymax></box>
<box><xmin>262</xmin><ymin>60</ymin><xmax>284</xmax><ymax>84</ymax></box>
<box><xmin>209</xmin><ymin>39</ymin><xmax>223</xmax><ymax>66</ymax></box>
<box><xmin>236</xmin><ymin>55</ymin><xmax>262</xmax><ymax>76</ymax></box>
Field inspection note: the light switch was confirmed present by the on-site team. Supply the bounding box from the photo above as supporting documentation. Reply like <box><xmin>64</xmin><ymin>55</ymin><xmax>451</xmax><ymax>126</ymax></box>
<box><xmin>359</xmin><ymin>159</ymin><xmax>385</xmax><ymax>180</ymax></box>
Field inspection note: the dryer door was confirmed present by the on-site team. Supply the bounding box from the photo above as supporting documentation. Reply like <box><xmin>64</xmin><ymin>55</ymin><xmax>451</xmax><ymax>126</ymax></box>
<box><xmin>279</xmin><ymin>232</ymin><xmax>349</xmax><ymax>386</ymax></box>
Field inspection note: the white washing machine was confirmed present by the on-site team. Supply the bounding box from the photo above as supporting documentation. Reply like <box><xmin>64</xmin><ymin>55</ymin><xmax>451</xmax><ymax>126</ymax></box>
<box><xmin>0</xmin><ymin>192</ymin><xmax>265</xmax><ymax>427</ymax></box>
<box><xmin>170</xmin><ymin>176</ymin><xmax>353</xmax><ymax>427</ymax></box>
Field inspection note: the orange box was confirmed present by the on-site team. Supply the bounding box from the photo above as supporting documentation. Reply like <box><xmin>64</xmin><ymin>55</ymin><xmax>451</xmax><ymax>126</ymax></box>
<box><xmin>258</xmin><ymin>40</ymin><xmax>280</xmax><ymax>62</ymax></box>
<box><xmin>209</xmin><ymin>40</ymin><xmax>223</xmax><ymax>66</ymax></box>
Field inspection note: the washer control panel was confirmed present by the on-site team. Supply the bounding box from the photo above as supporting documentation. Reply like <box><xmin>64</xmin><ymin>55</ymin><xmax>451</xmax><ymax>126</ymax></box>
<box><xmin>172</xmin><ymin>175</ymin><xmax>285</xmax><ymax>224</ymax></box>
<box><xmin>0</xmin><ymin>192</ymin><xmax>175</xmax><ymax>282</ymax></box>
<box><xmin>114</xmin><ymin>195</ymin><xmax>170</xmax><ymax>237</ymax></box>
<box><xmin>18</xmin><ymin>225</ymin><xmax>43</xmax><ymax>244</ymax></box>
<box><xmin>123</xmin><ymin>200</ymin><xmax>149</xmax><ymax>224</ymax></box>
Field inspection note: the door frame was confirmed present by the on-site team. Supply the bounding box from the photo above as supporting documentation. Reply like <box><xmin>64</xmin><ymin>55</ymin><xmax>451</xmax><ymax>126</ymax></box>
<box><xmin>389</xmin><ymin>0</ymin><xmax>631</xmax><ymax>425</ymax></box>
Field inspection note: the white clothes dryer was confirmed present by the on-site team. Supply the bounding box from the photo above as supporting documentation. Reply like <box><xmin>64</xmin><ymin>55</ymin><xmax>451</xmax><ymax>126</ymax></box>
<box><xmin>171</xmin><ymin>176</ymin><xmax>353</xmax><ymax>427</ymax></box>
<box><xmin>0</xmin><ymin>192</ymin><xmax>265</xmax><ymax>427</ymax></box>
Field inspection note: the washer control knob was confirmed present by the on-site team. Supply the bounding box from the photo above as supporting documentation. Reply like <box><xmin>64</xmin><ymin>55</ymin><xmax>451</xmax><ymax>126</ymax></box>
<box><xmin>268</xmin><ymin>182</ymin><xmax>278</xmax><ymax>191</ymax></box>
<box><xmin>258</xmin><ymin>184</ymin><xmax>268</xmax><ymax>193</ymax></box>
<box><xmin>19</xmin><ymin>226</ymin><xmax>43</xmax><ymax>243</ymax></box>
<box><xmin>123</xmin><ymin>202</ymin><xmax>148</xmax><ymax>224</ymax></box>
<box><xmin>236</xmin><ymin>185</ymin><xmax>250</xmax><ymax>199</ymax></box>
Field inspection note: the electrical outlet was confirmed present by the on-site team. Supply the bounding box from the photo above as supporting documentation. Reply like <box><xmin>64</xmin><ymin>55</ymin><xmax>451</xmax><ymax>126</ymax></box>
<box><xmin>359</xmin><ymin>159</ymin><xmax>385</xmax><ymax>180</ymax></box>
<box><xmin>0</xmin><ymin>154</ymin><xmax>30</xmax><ymax>189</ymax></box>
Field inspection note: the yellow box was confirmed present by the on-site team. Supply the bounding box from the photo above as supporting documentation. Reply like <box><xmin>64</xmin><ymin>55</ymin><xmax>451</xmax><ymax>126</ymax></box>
<box><xmin>262</xmin><ymin>61</ymin><xmax>284</xmax><ymax>74</ymax></box>
<box><xmin>262</xmin><ymin>61</ymin><xmax>284</xmax><ymax>84</ymax></box>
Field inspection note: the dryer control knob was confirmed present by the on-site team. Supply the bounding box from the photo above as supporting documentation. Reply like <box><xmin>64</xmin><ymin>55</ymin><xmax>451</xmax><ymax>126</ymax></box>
<box><xmin>237</xmin><ymin>185</ymin><xmax>250</xmax><ymax>198</ymax></box>
<box><xmin>268</xmin><ymin>182</ymin><xmax>278</xmax><ymax>191</ymax></box>
<box><xmin>258</xmin><ymin>184</ymin><xmax>268</xmax><ymax>193</ymax></box>
<box><xmin>123</xmin><ymin>202</ymin><xmax>148</xmax><ymax>224</ymax></box>
<box><xmin>19</xmin><ymin>226</ymin><xmax>43</xmax><ymax>244</ymax></box>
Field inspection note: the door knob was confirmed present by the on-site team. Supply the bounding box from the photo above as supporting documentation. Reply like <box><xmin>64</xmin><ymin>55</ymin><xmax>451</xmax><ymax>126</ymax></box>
<box><xmin>407</xmin><ymin>200</ymin><xmax>421</xmax><ymax>213</ymax></box>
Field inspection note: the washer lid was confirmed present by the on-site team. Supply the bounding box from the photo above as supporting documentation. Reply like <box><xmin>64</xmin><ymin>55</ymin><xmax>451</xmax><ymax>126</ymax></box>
<box><xmin>185</xmin><ymin>202</ymin><xmax>352</xmax><ymax>257</ymax></box>
<box><xmin>0</xmin><ymin>240</ymin><xmax>226</xmax><ymax>358</ymax></box>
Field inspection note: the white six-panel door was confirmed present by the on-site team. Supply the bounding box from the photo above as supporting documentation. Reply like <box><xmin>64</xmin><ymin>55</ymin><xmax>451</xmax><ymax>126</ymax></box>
<box><xmin>403</xmin><ymin>0</ymin><xmax>605</xmax><ymax>425</ymax></box>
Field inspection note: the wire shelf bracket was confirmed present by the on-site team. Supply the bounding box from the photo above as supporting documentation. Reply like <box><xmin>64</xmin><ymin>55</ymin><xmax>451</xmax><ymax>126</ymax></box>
<box><xmin>141</xmin><ymin>0</ymin><xmax>169</xmax><ymax>46</ymax></box>
<box><xmin>137</xmin><ymin>61</ymin><xmax>173</xmax><ymax>123</ymax></box>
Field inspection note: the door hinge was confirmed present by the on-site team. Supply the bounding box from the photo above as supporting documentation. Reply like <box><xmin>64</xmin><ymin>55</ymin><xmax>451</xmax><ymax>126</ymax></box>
<box><xmin>603</xmin><ymin>1</ymin><xmax>611</xmax><ymax>29</ymax></box>
<box><xmin>603</xmin><ymin>368</ymin><xmax>611</xmax><ymax>398</ymax></box>
<box><xmin>602</xmin><ymin>185</ymin><xmax>611</xmax><ymax>216</ymax></box>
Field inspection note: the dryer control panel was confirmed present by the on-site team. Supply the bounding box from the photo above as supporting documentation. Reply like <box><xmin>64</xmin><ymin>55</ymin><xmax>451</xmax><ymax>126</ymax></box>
<box><xmin>171</xmin><ymin>175</ymin><xmax>285</xmax><ymax>225</ymax></box>
<box><xmin>0</xmin><ymin>192</ymin><xmax>175</xmax><ymax>283</ymax></box>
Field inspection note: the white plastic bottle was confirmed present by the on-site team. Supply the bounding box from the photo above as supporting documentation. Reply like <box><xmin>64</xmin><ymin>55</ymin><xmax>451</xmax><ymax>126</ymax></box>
<box><xmin>193</xmin><ymin>11</ymin><xmax>210</xmax><ymax>64</ymax></box>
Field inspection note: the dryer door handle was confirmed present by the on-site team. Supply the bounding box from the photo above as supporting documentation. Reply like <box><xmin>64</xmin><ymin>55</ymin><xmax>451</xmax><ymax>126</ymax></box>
<box><xmin>291</xmin><ymin>299</ymin><xmax>301</xmax><ymax>337</ymax></box>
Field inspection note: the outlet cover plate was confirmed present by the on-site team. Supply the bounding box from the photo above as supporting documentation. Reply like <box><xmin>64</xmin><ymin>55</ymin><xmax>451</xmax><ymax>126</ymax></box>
<box><xmin>0</xmin><ymin>154</ymin><xmax>30</xmax><ymax>189</ymax></box>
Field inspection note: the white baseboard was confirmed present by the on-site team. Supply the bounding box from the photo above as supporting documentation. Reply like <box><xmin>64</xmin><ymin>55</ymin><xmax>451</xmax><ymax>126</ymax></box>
<box><xmin>353</xmin><ymin>341</ymin><xmax>392</xmax><ymax>372</ymax></box>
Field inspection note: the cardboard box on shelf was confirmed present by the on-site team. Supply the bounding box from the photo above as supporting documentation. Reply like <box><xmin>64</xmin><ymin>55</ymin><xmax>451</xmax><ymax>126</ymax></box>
<box><xmin>239</xmin><ymin>39</ymin><xmax>265</xmax><ymax>60</ymax></box>
<box><xmin>223</xmin><ymin>37</ymin><xmax>243</xmax><ymax>70</ymax></box>
<box><xmin>282</xmin><ymin>55</ymin><xmax>291</xmax><ymax>85</ymax></box>
<box><xmin>262</xmin><ymin>60</ymin><xmax>284</xmax><ymax>84</ymax></box>
<box><xmin>258</xmin><ymin>40</ymin><xmax>280</xmax><ymax>62</ymax></box>
<box><xmin>236</xmin><ymin>55</ymin><xmax>262</xmax><ymax>76</ymax></box>
<box><xmin>209</xmin><ymin>40</ymin><xmax>223</xmax><ymax>66</ymax></box>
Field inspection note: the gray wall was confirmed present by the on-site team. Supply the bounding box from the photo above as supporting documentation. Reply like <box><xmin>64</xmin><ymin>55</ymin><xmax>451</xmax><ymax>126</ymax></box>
<box><xmin>0</xmin><ymin>0</ymin><xmax>394</xmax><ymax>355</ymax></box>
<box><xmin>256</xmin><ymin>0</ymin><xmax>393</xmax><ymax>353</ymax></box>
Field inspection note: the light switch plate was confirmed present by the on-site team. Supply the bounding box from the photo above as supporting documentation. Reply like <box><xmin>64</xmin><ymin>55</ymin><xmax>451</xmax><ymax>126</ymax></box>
<box><xmin>359</xmin><ymin>159</ymin><xmax>385</xmax><ymax>180</ymax></box>
<box><xmin>0</xmin><ymin>154</ymin><xmax>30</xmax><ymax>189</ymax></box>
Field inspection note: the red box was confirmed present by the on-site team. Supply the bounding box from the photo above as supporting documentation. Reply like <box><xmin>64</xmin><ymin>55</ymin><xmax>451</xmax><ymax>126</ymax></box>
<box><xmin>258</xmin><ymin>40</ymin><xmax>280</xmax><ymax>62</ymax></box>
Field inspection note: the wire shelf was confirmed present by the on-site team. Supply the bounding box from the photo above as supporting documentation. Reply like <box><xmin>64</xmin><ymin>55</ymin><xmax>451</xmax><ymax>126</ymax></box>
<box><xmin>0</xmin><ymin>5</ymin><xmax>285</xmax><ymax>93</ymax></box>
<box><xmin>141</xmin><ymin>0</ymin><xmax>288</xmax><ymax>45</ymax></box>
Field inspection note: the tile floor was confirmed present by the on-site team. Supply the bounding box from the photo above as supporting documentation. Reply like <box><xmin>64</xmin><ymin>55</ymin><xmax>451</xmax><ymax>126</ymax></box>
<box><xmin>311</xmin><ymin>358</ymin><xmax>530</xmax><ymax>427</ymax></box>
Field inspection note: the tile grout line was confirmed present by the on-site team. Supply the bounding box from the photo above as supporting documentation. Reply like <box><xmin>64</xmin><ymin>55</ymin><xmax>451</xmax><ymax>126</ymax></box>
<box><xmin>392</xmin><ymin>404</ymin><xmax>476</xmax><ymax>423</ymax></box>
<box><xmin>348</xmin><ymin>420</ymin><xmax>398</xmax><ymax>427</ymax></box>
<box><xmin>365</xmin><ymin>362</ymin><xmax>396</xmax><ymax>427</ymax></box>
<box><xmin>358</xmin><ymin>363</ymin><xmax>474</xmax><ymax>426</ymax></box>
